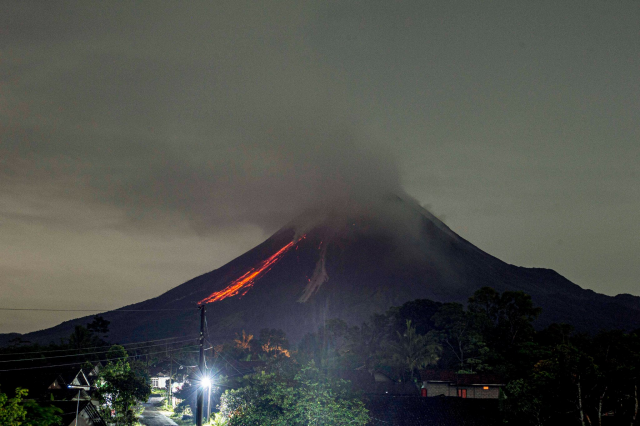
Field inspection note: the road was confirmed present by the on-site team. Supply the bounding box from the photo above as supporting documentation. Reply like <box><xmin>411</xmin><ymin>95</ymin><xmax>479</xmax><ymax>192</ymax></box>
<box><xmin>139</xmin><ymin>397</ymin><xmax>178</xmax><ymax>426</ymax></box>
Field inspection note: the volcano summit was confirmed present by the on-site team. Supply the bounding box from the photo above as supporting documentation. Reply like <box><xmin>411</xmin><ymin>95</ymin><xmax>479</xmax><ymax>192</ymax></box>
<box><xmin>11</xmin><ymin>195</ymin><xmax>640</xmax><ymax>345</ymax></box>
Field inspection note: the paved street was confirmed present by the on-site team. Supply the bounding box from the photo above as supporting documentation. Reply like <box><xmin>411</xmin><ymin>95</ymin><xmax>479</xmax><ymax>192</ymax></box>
<box><xmin>139</xmin><ymin>397</ymin><xmax>178</xmax><ymax>426</ymax></box>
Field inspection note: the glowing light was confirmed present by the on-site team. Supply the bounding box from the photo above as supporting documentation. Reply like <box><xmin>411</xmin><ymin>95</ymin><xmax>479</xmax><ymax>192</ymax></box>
<box><xmin>202</xmin><ymin>377</ymin><xmax>211</xmax><ymax>388</ymax></box>
<box><xmin>199</xmin><ymin>235</ymin><xmax>305</xmax><ymax>304</ymax></box>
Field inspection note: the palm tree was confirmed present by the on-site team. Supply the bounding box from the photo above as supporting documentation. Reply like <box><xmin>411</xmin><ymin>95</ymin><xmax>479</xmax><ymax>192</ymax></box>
<box><xmin>391</xmin><ymin>320</ymin><xmax>441</xmax><ymax>384</ymax></box>
<box><xmin>234</xmin><ymin>331</ymin><xmax>253</xmax><ymax>350</ymax></box>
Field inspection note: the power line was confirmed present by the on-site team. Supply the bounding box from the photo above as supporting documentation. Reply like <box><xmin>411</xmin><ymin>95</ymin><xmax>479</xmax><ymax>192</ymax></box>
<box><xmin>0</xmin><ymin>345</ymin><xmax>200</xmax><ymax>373</ymax></box>
<box><xmin>0</xmin><ymin>307</ymin><xmax>197</xmax><ymax>312</ymax></box>
<box><xmin>0</xmin><ymin>337</ymin><xmax>198</xmax><ymax>363</ymax></box>
<box><xmin>0</xmin><ymin>334</ymin><xmax>200</xmax><ymax>356</ymax></box>
<box><xmin>206</xmin><ymin>338</ymin><xmax>245</xmax><ymax>378</ymax></box>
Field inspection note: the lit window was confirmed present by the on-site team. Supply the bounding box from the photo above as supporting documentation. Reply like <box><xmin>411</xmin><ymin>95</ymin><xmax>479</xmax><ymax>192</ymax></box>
<box><xmin>483</xmin><ymin>386</ymin><xmax>489</xmax><ymax>390</ymax></box>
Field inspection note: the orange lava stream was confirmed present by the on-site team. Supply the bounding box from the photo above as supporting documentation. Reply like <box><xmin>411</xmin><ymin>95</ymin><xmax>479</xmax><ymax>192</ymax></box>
<box><xmin>199</xmin><ymin>236</ymin><xmax>304</xmax><ymax>304</ymax></box>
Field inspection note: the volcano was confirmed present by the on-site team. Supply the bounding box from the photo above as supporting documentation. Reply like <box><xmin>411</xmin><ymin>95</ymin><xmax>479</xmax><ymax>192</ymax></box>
<box><xmin>10</xmin><ymin>195</ymin><xmax>640</xmax><ymax>345</ymax></box>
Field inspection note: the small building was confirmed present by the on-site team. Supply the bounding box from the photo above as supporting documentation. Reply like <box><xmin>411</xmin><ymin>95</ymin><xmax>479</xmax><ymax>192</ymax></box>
<box><xmin>150</xmin><ymin>373</ymin><xmax>171</xmax><ymax>389</ymax></box>
<box><xmin>0</xmin><ymin>366</ymin><xmax>93</xmax><ymax>400</ymax></box>
<box><xmin>56</xmin><ymin>400</ymin><xmax>107</xmax><ymax>426</ymax></box>
<box><xmin>149</xmin><ymin>364</ymin><xmax>175</xmax><ymax>389</ymax></box>
<box><xmin>0</xmin><ymin>366</ymin><xmax>107</xmax><ymax>426</ymax></box>
<box><xmin>49</xmin><ymin>368</ymin><xmax>93</xmax><ymax>391</ymax></box>
<box><xmin>420</xmin><ymin>370</ymin><xmax>504</xmax><ymax>399</ymax></box>
<box><xmin>84</xmin><ymin>362</ymin><xmax>102</xmax><ymax>387</ymax></box>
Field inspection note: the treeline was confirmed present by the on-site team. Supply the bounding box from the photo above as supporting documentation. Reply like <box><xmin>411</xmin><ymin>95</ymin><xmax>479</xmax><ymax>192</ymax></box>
<box><xmin>0</xmin><ymin>316</ymin><xmax>111</xmax><ymax>361</ymax></box>
<box><xmin>198</xmin><ymin>287</ymin><xmax>640</xmax><ymax>426</ymax></box>
<box><xmin>0</xmin><ymin>316</ymin><xmax>197</xmax><ymax>370</ymax></box>
<box><xmin>3</xmin><ymin>289</ymin><xmax>639</xmax><ymax>426</ymax></box>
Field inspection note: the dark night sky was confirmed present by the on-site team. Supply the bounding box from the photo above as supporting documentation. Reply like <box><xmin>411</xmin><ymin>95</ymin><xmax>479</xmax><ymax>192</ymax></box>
<box><xmin>1</xmin><ymin>1</ymin><xmax>638</xmax><ymax>334</ymax></box>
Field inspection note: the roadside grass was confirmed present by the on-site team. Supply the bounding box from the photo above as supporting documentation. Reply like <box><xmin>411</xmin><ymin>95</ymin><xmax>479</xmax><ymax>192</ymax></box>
<box><xmin>169</xmin><ymin>412</ymin><xmax>195</xmax><ymax>426</ymax></box>
<box><xmin>153</xmin><ymin>393</ymin><xmax>219</xmax><ymax>425</ymax></box>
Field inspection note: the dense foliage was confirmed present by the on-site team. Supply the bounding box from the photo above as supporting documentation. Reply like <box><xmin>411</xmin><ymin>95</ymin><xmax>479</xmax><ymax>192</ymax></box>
<box><xmin>217</xmin><ymin>362</ymin><xmax>369</xmax><ymax>426</ymax></box>
<box><xmin>171</xmin><ymin>287</ymin><xmax>639</xmax><ymax>425</ymax></box>
<box><xmin>0</xmin><ymin>387</ymin><xmax>62</xmax><ymax>426</ymax></box>
<box><xmin>288</xmin><ymin>287</ymin><xmax>640</xmax><ymax>425</ymax></box>
<box><xmin>94</xmin><ymin>345</ymin><xmax>152</xmax><ymax>426</ymax></box>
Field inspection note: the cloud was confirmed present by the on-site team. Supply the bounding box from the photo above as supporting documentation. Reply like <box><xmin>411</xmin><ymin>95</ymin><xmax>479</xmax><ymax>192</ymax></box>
<box><xmin>0</xmin><ymin>2</ymin><xmax>400</xmax><ymax>236</ymax></box>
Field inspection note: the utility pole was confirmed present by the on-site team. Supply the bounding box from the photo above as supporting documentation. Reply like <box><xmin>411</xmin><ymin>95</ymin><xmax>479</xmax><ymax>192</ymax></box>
<box><xmin>169</xmin><ymin>352</ymin><xmax>173</xmax><ymax>409</ymax></box>
<box><xmin>207</xmin><ymin>383</ymin><xmax>212</xmax><ymax>423</ymax></box>
<box><xmin>206</xmin><ymin>335</ymin><xmax>211</xmax><ymax>423</ymax></box>
<box><xmin>196</xmin><ymin>304</ymin><xmax>206</xmax><ymax>426</ymax></box>
<box><xmin>67</xmin><ymin>386</ymin><xmax>82</xmax><ymax>426</ymax></box>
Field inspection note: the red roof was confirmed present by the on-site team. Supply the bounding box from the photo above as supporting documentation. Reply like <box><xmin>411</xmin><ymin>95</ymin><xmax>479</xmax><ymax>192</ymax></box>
<box><xmin>420</xmin><ymin>370</ymin><xmax>456</xmax><ymax>382</ymax></box>
<box><xmin>419</xmin><ymin>370</ymin><xmax>504</xmax><ymax>385</ymax></box>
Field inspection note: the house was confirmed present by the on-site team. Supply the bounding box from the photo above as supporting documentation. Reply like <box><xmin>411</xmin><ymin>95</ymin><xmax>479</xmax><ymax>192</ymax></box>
<box><xmin>149</xmin><ymin>360</ymin><xmax>190</xmax><ymax>391</ymax></box>
<box><xmin>0</xmin><ymin>366</ymin><xmax>92</xmax><ymax>400</ymax></box>
<box><xmin>56</xmin><ymin>400</ymin><xmax>107</xmax><ymax>426</ymax></box>
<box><xmin>49</xmin><ymin>367</ymin><xmax>93</xmax><ymax>391</ymax></box>
<box><xmin>84</xmin><ymin>362</ymin><xmax>102</xmax><ymax>387</ymax></box>
<box><xmin>149</xmin><ymin>369</ymin><xmax>186</xmax><ymax>392</ymax></box>
<box><xmin>419</xmin><ymin>370</ymin><xmax>504</xmax><ymax>399</ymax></box>
<box><xmin>150</xmin><ymin>371</ymin><xmax>171</xmax><ymax>389</ymax></box>
<box><xmin>0</xmin><ymin>365</ymin><xmax>107</xmax><ymax>426</ymax></box>
<box><xmin>321</xmin><ymin>370</ymin><xmax>502</xmax><ymax>425</ymax></box>
<box><xmin>149</xmin><ymin>364</ymin><xmax>188</xmax><ymax>408</ymax></box>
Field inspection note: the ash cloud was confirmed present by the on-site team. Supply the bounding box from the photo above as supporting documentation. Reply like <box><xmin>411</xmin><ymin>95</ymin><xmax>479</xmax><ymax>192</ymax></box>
<box><xmin>0</xmin><ymin>2</ymin><xmax>400</xmax><ymax>236</ymax></box>
<box><xmin>109</xmin><ymin>123</ymin><xmax>402</xmax><ymax>234</ymax></box>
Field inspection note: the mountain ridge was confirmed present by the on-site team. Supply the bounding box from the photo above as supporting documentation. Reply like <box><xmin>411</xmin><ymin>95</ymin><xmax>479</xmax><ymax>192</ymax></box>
<box><xmin>3</xmin><ymin>195</ymin><xmax>640</xmax><ymax>347</ymax></box>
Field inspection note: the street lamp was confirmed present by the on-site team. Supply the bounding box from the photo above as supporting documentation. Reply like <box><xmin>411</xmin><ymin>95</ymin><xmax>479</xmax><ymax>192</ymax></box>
<box><xmin>201</xmin><ymin>377</ymin><xmax>211</xmax><ymax>389</ymax></box>
<box><xmin>197</xmin><ymin>374</ymin><xmax>215</xmax><ymax>424</ymax></box>
<box><xmin>201</xmin><ymin>376</ymin><xmax>212</xmax><ymax>423</ymax></box>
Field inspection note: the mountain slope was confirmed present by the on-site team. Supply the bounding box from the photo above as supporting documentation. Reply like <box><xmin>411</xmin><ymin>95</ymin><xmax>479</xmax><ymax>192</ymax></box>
<box><xmin>11</xmin><ymin>195</ymin><xmax>640</xmax><ymax>346</ymax></box>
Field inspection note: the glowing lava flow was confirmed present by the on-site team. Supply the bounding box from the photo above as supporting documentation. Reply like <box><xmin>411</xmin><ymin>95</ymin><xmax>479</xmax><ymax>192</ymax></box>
<box><xmin>199</xmin><ymin>236</ymin><xmax>305</xmax><ymax>304</ymax></box>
